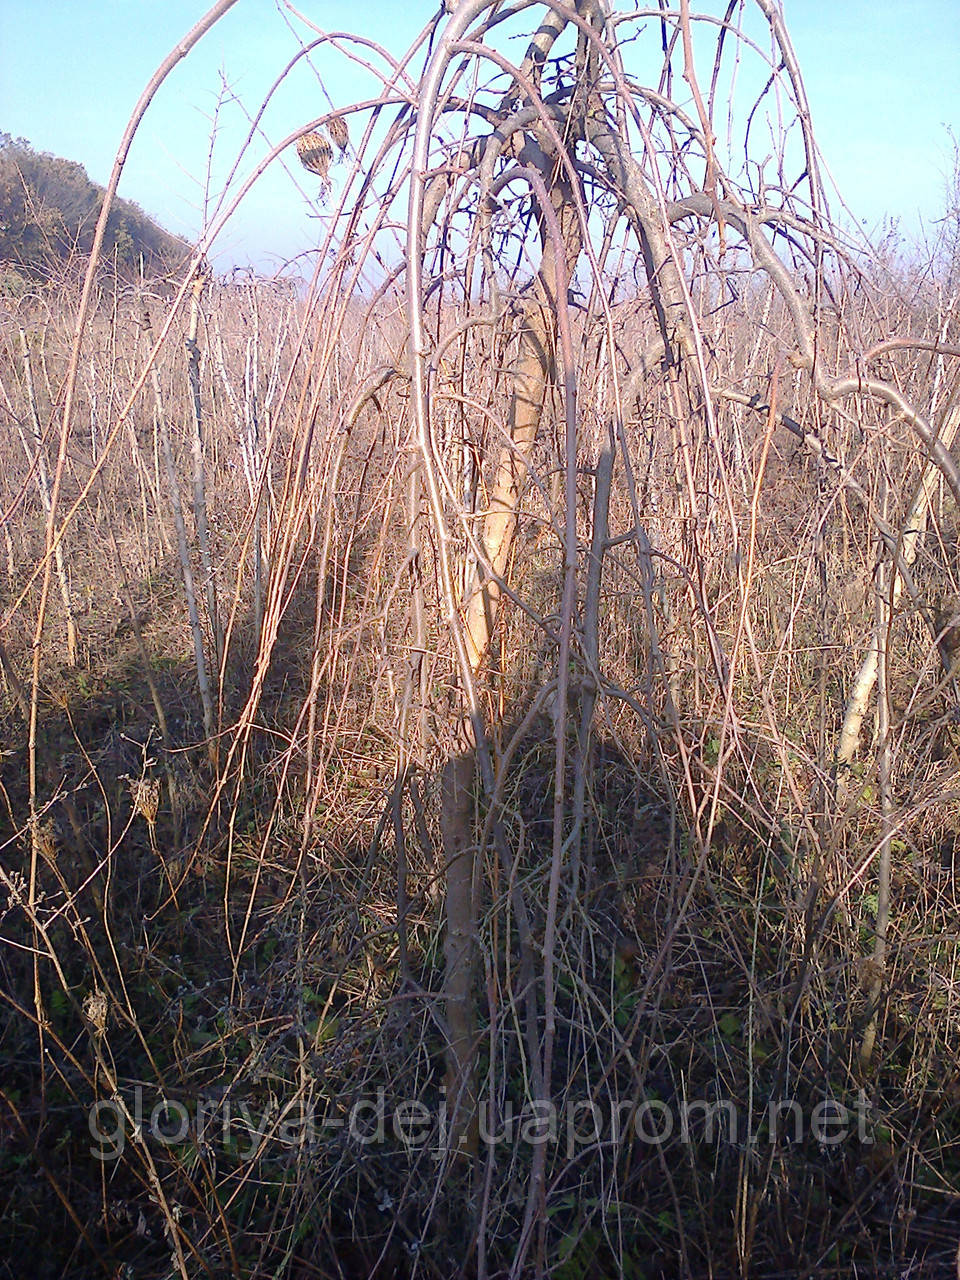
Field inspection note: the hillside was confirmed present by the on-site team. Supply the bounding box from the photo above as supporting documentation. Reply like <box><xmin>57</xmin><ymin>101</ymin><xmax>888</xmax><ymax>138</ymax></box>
<box><xmin>0</xmin><ymin>132</ymin><xmax>188</xmax><ymax>289</ymax></box>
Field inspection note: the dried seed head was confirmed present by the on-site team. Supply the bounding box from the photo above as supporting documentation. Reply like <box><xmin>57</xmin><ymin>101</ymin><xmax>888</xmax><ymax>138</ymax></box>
<box><xmin>83</xmin><ymin>987</ymin><xmax>108</xmax><ymax>1037</ymax></box>
<box><xmin>34</xmin><ymin>818</ymin><xmax>58</xmax><ymax>865</ymax></box>
<box><xmin>326</xmin><ymin>115</ymin><xmax>348</xmax><ymax>153</ymax></box>
<box><xmin>129</xmin><ymin>776</ymin><xmax>160</xmax><ymax>826</ymax></box>
<box><xmin>296</xmin><ymin>130</ymin><xmax>333</xmax><ymax>183</ymax></box>
<box><xmin>5</xmin><ymin>870</ymin><xmax>26</xmax><ymax>909</ymax></box>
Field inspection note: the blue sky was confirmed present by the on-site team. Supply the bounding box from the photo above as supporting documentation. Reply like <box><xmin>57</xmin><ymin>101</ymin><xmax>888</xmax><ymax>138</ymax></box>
<box><xmin>1</xmin><ymin>1</ymin><xmax>957</xmax><ymax>272</ymax></box>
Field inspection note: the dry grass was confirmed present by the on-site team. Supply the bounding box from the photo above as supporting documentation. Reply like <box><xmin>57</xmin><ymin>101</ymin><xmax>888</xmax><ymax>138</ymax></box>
<box><xmin>1</xmin><ymin>4</ymin><xmax>960</xmax><ymax>1278</ymax></box>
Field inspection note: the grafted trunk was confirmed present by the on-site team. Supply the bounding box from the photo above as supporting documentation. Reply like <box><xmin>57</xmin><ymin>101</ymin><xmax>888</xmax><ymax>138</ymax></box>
<box><xmin>441</xmin><ymin>193</ymin><xmax>582</xmax><ymax>1161</ymax></box>
<box><xmin>462</xmin><ymin>284</ymin><xmax>554</xmax><ymax>669</ymax></box>
<box><xmin>439</xmin><ymin>267</ymin><xmax>555</xmax><ymax>1163</ymax></box>
<box><xmin>428</xmin><ymin>7</ymin><xmax>607</xmax><ymax>1185</ymax></box>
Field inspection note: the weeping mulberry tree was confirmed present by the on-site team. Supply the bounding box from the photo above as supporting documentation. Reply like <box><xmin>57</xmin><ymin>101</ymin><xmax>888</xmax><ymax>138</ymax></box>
<box><xmin>12</xmin><ymin>0</ymin><xmax>960</xmax><ymax>1275</ymax></box>
<box><xmin>390</xmin><ymin>0</ymin><xmax>960</xmax><ymax>1268</ymax></box>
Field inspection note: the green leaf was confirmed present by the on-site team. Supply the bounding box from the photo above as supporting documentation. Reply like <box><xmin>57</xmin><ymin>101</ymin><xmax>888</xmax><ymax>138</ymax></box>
<box><xmin>718</xmin><ymin>1012</ymin><xmax>741</xmax><ymax>1039</ymax></box>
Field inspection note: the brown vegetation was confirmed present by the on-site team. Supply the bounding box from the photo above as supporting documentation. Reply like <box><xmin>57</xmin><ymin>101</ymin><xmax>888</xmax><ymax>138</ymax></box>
<box><xmin>1</xmin><ymin>3</ymin><xmax>960</xmax><ymax>1278</ymax></box>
